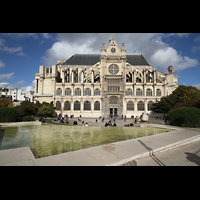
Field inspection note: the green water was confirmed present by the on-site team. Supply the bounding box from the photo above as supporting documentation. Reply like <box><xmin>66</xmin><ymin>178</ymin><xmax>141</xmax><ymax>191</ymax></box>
<box><xmin>0</xmin><ymin>125</ymin><xmax>171</xmax><ymax>158</ymax></box>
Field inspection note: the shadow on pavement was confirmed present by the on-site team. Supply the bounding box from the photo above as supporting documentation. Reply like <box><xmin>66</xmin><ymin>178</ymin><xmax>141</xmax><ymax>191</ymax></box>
<box><xmin>138</xmin><ymin>139</ymin><xmax>165</xmax><ymax>166</ymax></box>
<box><xmin>185</xmin><ymin>151</ymin><xmax>200</xmax><ymax>166</ymax></box>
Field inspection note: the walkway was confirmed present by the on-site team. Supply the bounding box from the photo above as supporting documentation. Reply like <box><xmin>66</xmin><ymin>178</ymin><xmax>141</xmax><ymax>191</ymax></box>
<box><xmin>1</xmin><ymin>123</ymin><xmax>200</xmax><ymax>166</ymax></box>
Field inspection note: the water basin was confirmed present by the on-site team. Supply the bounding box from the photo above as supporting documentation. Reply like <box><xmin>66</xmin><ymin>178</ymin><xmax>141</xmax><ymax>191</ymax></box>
<box><xmin>0</xmin><ymin>125</ymin><xmax>172</xmax><ymax>158</ymax></box>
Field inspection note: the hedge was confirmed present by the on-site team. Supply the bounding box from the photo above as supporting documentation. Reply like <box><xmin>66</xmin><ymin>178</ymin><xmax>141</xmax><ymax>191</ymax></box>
<box><xmin>166</xmin><ymin>107</ymin><xmax>200</xmax><ymax>128</ymax></box>
<box><xmin>0</xmin><ymin>107</ymin><xmax>19</xmax><ymax>122</ymax></box>
<box><xmin>21</xmin><ymin>115</ymin><xmax>35</xmax><ymax>121</ymax></box>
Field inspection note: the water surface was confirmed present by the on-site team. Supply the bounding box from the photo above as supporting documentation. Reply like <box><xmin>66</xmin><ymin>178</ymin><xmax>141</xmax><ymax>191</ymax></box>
<box><xmin>0</xmin><ymin>125</ymin><xmax>171</xmax><ymax>158</ymax></box>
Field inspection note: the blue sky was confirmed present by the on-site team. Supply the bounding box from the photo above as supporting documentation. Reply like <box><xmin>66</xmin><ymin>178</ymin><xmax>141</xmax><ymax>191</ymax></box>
<box><xmin>0</xmin><ymin>33</ymin><xmax>200</xmax><ymax>92</ymax></box>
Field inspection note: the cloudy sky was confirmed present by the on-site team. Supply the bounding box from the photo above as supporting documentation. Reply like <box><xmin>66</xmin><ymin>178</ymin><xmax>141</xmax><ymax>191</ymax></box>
<box><xmin>0</xmin><ymin>33</ymin><xmax>200</xmax><ymax>91</ymax></box>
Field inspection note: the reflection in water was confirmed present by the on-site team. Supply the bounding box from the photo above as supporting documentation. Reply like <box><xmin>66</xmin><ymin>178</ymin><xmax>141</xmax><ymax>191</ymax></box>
<box><xmin>0</xmin><ymin>125</ymin><xmax>171</xmax><ymax>158</ymax></box>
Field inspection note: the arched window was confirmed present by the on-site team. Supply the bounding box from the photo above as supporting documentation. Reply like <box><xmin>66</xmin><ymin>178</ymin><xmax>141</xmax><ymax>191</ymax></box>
<box><xmin>125</xmin><ymin>88</ymin><xmax>133</xmax><ymax>96</ymax></box>
<box><xmin>110</xmin><ymin>97</ymin><xmax>118</xmax><ymax>104</ymax></box>
<box><xmin>84</xmin><ymin>88</ymin><xmax>91</xmax><ymax>96</ymax></box>
<box><xmin>94</xmin><ymin>88</ymin><xmax>101</xmax><ymax>96</ymax></box>
<box><xmin>74</xmin><ymin>101</ymin><xmax>80</xmax><ymax>110</ymax></box>
<box><xmin>127</xmin><ymin>101</ymin><xmax>134</xmax><ymax>111</ymax></box>
<box><xmin>136</xmin><ymin>88</ymin><xmax>143</xmax><ymax>96</ymax></box>
<box><xmin>94</xmin><ymin>101</ymin><xmax>100</xmax><ymax>110</ymax></box>
<box><xmin>65</xmin><ymin>88</ymin><xmax>71</xmax><ymax>96</ymax></box>
<box><xmin>56</xmin><ymin>88</ymin><xmax>62</xmax><ymax>96</ymax></box>
<box><xmin>146</xmin><ymin>88</ymin><xmax>152</xmax><ymax>96</ymax></box>
<box><xmin>137</xmin><ymin>101</ymin><xmax>144</xmax><ymax>111</ymax></box>
<box><xmin>84</xmin><ymin>101</ymin><xmax>91</xmax><ymax>110</ymax></box>
<box><xmin>64</xmin><ymin>101</ymin><xmax>71</xmax><ymax>110</ymax></box>
<box><xmin>56</xmin><ymin>101</ymin><xmax>61</xmax><ymax>110</ymax></box>
<box><xmin>156</xmin><ymin>89</ymin><xmax>161</xmax><ymax>96</ymax></box>
<box><xmin>148</xmin><ymin>101</ymin><xmax>154</xmax><ymax>111</ymax></box>
<box><xmin>75</xmin><ymin>88</ymin><xmax>81</xmax><ymax>96</ymax></box>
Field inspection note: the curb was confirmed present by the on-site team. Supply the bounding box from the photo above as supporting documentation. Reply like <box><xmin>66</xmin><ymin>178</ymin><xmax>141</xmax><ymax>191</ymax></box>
<box><xmin>107</xmin><ymin>134</ymin><xmax>200</xmax><ymax>166</ymax></box>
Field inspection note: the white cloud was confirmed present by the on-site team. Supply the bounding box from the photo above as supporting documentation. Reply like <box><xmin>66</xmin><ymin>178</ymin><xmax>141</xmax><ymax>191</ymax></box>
<box><xmin>43</xmin><ymin>39</ymin><xmax>99</xmax><ymax>66</ymax></box>
<box><xmin>0</xmin><ymin>36</ymin><xmax>27</xmax><ymax>56</ymax></box>
<box><xmin>149</xmin><ymin>46</ymin><xmax>199</xmax><ymax>72</ymax></box>
<box><xmin>0</xmin><ymin>72</ymin><xmax>14</xmax><ymax>81</ymax></box>
<box><xmin>0</xmin><ymin>60</ymin><xmax>5</xmax><ymax>69</ymax></box>
<box><xmin>42</xmin><ymin>33</ymin><xmax>199</xmax><ymax>72</ymax></box>
<box><xmin>0</xmin><ymin>80</ymin><xmax>25</xmax><ymax>89</ymax></box>
<box><xmin>20</xmin><ymin>80</ymin><xmax>35</xmax><ymax>92</ymax></box>
<box><xmin>193</xmin><ymin>84</ymin><xmax>200</xmax><ymax>89</ymax></box>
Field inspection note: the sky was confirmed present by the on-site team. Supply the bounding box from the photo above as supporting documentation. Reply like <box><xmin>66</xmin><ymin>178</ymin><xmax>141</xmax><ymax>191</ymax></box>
<box><xmin>0</xmin><ymin>33</ymin><xmax>200</xmax><ymax>92</ymax></box>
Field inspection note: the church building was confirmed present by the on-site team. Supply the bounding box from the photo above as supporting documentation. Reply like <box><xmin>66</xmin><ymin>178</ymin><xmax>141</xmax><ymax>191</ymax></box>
<box><xmin>34</xmin><ymin>37</ymin><xmax>178</xmax><ymax>118</ymax></box>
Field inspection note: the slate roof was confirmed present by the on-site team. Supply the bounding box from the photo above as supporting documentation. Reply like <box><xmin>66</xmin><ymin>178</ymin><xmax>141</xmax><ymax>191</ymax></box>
<box><xmin>62</xmin><ymin>54</ymin><xmax>149</xmax><ymax>66</ymax></box>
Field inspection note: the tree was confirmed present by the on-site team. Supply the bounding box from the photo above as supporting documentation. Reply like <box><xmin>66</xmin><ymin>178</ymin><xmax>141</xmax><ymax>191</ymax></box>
<box><xmin>36</xmin><ymin>101</ymin><xmax>56</xmax><ymax>117</ymax></box>
<box><xmin>0</xmin><ymin>99</ymin><xmax>13</xmax><ymax>107</ymax></box>
<box><xmin>15</xmin><ymin>101</ymin><xmax>37</xmax><ymax>117</ymax></box>
<box><xmin>151</xmin><ymin>85</ymin><xmax>200</xmax><ymax>117</ymax></box>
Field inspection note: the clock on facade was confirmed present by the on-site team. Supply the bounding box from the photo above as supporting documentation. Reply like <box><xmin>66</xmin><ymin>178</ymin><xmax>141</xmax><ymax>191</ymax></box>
<box><xmin>108</xmin><ymin>64</ymin><xmax>119</xmax><ymax>75</ymax></box>
<box><xmin>111</xmin><ymin>48</ymin><xmax>116</xmax><ymax>53</ymax></box>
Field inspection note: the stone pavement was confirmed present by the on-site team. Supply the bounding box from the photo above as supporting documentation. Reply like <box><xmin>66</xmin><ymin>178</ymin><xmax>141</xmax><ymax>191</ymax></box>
<box><xmin>1</xmin><ymin>123</ymin><xmax>200</xmax><ymax>166</ymax></box>
<box><xmin>136</xmin><ymin>140</ymin><xmax>200</xmax><ymax>166</ymax></box>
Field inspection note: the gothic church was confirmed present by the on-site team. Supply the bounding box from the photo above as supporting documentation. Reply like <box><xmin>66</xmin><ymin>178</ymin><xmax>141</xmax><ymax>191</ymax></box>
<box><xmin>34</xmin><ymin>37</ymin><xmax>178</xmax><ymax>118</ymax></box>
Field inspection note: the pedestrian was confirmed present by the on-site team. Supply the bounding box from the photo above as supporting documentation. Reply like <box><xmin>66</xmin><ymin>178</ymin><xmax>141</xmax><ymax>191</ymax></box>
<box><xmin>96</xmin><ymin>119</ymin><xmax>98</xmax><ymax>123</ymax></box>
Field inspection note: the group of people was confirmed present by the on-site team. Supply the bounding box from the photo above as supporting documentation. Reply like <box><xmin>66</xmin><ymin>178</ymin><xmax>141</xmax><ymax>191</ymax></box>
<box><xmin>105</xmin><ymin>120</ymin><xmax>117</xmax><ymax>127</ymax></box>
<box><xmin>52</xmin><ymin>115</ymin><xmax>69</xmax><ymax>124</ymax></box>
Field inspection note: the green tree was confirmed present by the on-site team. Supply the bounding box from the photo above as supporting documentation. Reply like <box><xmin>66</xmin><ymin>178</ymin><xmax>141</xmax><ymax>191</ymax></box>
<box><xmin>36</xmin><ymin>101</ymin><xmax>56</xmax><ymax>117</ymax></box>
<box><xmin>15</xmin><ymin>101</ymin><xmax>37</xmax><ymax>117</ymax></box>
<box><xmin>151</xmin><ymin>85</ymin><xmax>200</xmax><ymax>117</ymax></box>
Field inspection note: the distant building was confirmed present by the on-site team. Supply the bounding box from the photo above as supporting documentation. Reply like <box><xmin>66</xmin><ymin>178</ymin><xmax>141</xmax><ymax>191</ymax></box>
<box><xmin>0</xmin><ymin>88</ymin><xmax>12</xmax><ymax>101</ymax></box>
<box><xmin>34</xmin><ymin>37</ymin><xmax>178</xmax><ymax>118</ymax></box>
<box><xmin>0</xmin><ymin>87</ymin><xmax>35</xmax><ymax>105</ymax></box>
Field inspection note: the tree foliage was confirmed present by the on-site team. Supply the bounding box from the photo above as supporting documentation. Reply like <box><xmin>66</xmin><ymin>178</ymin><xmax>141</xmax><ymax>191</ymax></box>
<box><xmin>151</xmin><ymin>85</ymin><xmax>200</xmax><ymax>116</ymax></box>
<box><xmin>15</xmin><ymin>101</ymin><xmax>37</xmax><ymax>117</ymax></box>
<box><xmin>0</xmin><ymin>99</ymin><xmax>13</xmax><ymax>107</ymax></box>
<box><xmin>166</xmin><ymin>107</ymin><xmax>200</xmax><ymax>128</ymax></box>
<box><xmin>36</xmin><ymin>101</ymin><xmax>56</xmax><ymax>117</ymax></box>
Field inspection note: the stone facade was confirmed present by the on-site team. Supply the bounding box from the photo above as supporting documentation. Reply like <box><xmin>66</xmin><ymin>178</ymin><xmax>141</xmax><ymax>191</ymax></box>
<box><xmin>34</xmin><ymin>37</ymin><xmax>178</xmax><ymax>118</ymax></box>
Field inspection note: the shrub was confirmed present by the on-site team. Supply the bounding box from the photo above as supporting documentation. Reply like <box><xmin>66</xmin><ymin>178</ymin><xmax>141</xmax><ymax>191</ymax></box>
<box><xmin>21</xmin><ymin>115</ymin><xmax>35</xmax><ymax>121</ymax></box>
<box><xmin>0</xmin><ymin>107</ymin><xmax>19</xmax><ymax>122</ymax></box>
<box><xmin>166</xmin><ymin>107</ymin><xmax>200</xmax><ymax>128</ymax></box>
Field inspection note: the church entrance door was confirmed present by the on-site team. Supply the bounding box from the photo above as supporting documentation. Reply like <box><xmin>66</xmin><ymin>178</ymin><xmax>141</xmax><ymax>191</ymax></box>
<box><xmin>109</xmin><ymin>108</ymin><xmax>118</xmax><ymax>117</ymax></box>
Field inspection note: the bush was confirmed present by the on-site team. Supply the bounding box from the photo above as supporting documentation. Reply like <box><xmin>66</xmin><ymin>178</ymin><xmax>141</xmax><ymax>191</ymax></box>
<box><xmin>0</xmin><ymin>107</ymin><xmax>19</xmax><ymax>122</ymax></box>
<box><xmin>21</xmin><ymin>115</ymin><xmax>35</xmax><ymax>121</ymax></box>
<box><xmin>166</xmin><ymin>107</ymin><xmax>200</xmax><ymax>128</ymax></box>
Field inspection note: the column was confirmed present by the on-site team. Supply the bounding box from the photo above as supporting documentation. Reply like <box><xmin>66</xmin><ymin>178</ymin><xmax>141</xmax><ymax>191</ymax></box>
<box><xmin>133</xmin><ymin>70</ymin><xmax>136</xmax><ymax>84</ymax></box>
<box><xmin>61</xmin><ymin>69</ymin><xmax>65</xmax><ymax>84</ymax></box>
<box><xmin>153</xmin><ymin>68</ymin><xmax>156</xmax><ymax>84</ymax></box>
<box><xmin>71</xmin><ymin>69</ymin><xmax>74</xmax><ymax>83</ymax></box>
<box><xmin>70</xmin><ymin>99</ymin><xmax>73</xmax><ymax>113</ymax></box>
<box><xmin>133</xmin><ymin>85</ymin><xmax>136</xmax><ymax>96</ymax></box>
<box><xmin>144</xmin><ymin>99</ymin><xmax>148</xmax><ymax>112</ymax></box>
<box><xmin>143</xmin><ymin>69</ymin><xmax>146</xmax><ymax>83</ymax></box>
<box><xmin>134</xmin><ymin>99</ymin><xmax>137</xmax><ymax>111</ymax></box>
<box><xmin>81</xmin><ymin>70</ymin><xmax>84</xmax><ymax>83</ymax></box>
<box><xmin>91</xmin><ymin>70</ymin><xmax>94</xmax><ymax>83</ymax></box>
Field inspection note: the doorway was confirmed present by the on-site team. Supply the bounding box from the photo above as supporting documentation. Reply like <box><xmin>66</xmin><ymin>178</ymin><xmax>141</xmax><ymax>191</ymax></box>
<box><xmin>110</xmin><ymin>108</ymin><xmax>118</xmax><ymax>117</ymax></box>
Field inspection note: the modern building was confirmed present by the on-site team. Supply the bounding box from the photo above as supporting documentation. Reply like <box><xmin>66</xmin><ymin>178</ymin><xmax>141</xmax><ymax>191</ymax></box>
<box><xmin>34</xmin><ymin>37</ymin><xmax>178</xmax><ymax>118</ymax></box>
